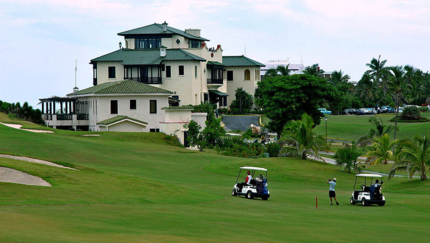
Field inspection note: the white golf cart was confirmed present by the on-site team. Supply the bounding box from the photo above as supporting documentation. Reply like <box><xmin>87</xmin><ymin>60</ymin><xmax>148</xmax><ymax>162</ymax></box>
<box><xmin>350</xmin><ymin>174</ymin><xmax>385</xmax><ymax>206</ymax></box>
<box><xmin>231</xmin><ymin>166</ymin><xmax>270</xmax><ymax>200</ymax></box>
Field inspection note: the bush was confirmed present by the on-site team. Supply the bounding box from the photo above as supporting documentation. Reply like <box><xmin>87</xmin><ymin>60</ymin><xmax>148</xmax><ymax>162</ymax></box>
<box><xmin>216</xmin><ymin>137</ymin><xmax>264</xmax><ymax>158</ymax></box>
<box><xmin>401</xmin><ymin>106</ymin><xmax>421</xmax><ymax>120</ymax></box>
<box><xmin>419</xmin><ymin>106</ymin><xmax>429</xmax><ymax>113</ymax></box>
<box><xmin>265</xmin><ymin>142</ymin><xmax>281</xmax><ymax>157</ymax></box>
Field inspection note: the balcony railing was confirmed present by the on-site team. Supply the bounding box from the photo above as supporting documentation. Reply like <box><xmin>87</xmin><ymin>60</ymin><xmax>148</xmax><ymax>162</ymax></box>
<box><xmin>126</xmin><ymin>77</ymin><xmax>162</xmax><ymax>84</ymax></box>
<box><xmin>77</xmin><ymin>114</ymin><xmax>89</xmax><ymax>120</ymax></box>
<box><xmin>207</xmin><ymin>79</ymin><xmax>223</xmax><ymax>84</ymax></box>
<box><xmin>45</xmin><ymin>114</ymin><xmax>52</xmax><ymax>120</ymax></box>
<box><xmin>57</xmin><ymin>114</ymin><xmax>73</xmax><ymax>120</ymax></box>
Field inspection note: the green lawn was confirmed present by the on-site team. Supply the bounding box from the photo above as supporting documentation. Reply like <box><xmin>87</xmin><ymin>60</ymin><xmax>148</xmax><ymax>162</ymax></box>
<box><xmin>0</xmin><ymin>117</ymin><xmax>430</xmax><ymax>242</ymax></box>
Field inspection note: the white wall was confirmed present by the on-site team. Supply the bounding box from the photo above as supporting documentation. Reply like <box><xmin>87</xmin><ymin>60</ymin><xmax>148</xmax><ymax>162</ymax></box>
<box><xmin>226</xmin><ymin>67</ymin><xmax>260</xmax><ymax>107</ymax></box>
<box><xmin>97</xmin><ymin>62</ymin><xmax>124</xmax><ymax>85</ymax></box>
<box><xmin>107</xmin><ymin>121</ymin><xmax>146</xmax><ymax>132</ymax></box>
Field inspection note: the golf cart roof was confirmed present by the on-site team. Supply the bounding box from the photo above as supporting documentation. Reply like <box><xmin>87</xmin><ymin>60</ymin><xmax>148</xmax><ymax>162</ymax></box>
<box><xmin>356</xmin><ymin>174</ymin><xmax>382</xmax><ymax>178</ymax></box>
<box><xmin>240</xmin><ymin>166</ymin><xmax>267</xmax><ymax>171</ymax></box>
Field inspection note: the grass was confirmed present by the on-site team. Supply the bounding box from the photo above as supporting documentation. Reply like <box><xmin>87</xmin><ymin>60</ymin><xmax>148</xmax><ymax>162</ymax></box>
<box><xmin>1</xmin><ymin>115</ymin><xmax>430</xmax><ymax>242</ymax></box>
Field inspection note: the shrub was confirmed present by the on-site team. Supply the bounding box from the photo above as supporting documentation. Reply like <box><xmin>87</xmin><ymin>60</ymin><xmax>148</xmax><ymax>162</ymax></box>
<box><xmin>401</xmin><ymin>106</ymin><xmax>421</xmax><ymax>120</ymax></box>
<box><xmin>265</xmin><ymin>142</ymin><xmax>281</xmax><ymax>157</ymax></box>
<box><xmin>419</xmin><ymin>106</ymin><xmax>429</xmax><ymax>113</ymax></box>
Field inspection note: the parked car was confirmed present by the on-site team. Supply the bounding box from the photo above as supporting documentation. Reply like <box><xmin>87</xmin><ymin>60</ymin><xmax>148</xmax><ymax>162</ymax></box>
<box><xmin>350</xmin><ymin>174</ymin><xmax>385</xmax><ymax>206</ymax></box>
<box><xmin>341</xmin><ymin>108</ymin><xmax>357</xmax><ymax>115</ymax></box>
<box><xmin>358</xmin><ymin>108</ymin><xmax>370</xmax><ymax>115</ymax></box>
<box><xmin>318</xmin><ymin>108</ymin><xmax>332</xmax><ymax>115</ymax></box>
<box><xmin>232</xmin><ymin>166</ymin><xmax>270</xmax><ymax>200</ymax></box>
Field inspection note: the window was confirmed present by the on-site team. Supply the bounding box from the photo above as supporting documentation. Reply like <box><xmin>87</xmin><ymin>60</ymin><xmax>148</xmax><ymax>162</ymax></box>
<box><xmin>111</xmin><ymin>100</ymin><xmax>118</xmax><ymax>114</ymax></box>
<box><xmin>195</xmin><ymin>66</ymin><xmax>197</xmax><ymax>78</ymax></box>
<box><xmin>204</xmin><ymin>93</ymin><xmax>208</xmax><ymax>103</ymax></box>
<box><xmin>171</xmin><ymin>95</ymin><xmax>179</xmax><ymax>107</ymax></box>
<box><xmin>227</xmin><ymin>71</ymin><xmax>233</xmax><ymax>81</ymax></box>
<box><xmin>179</xmin><ymin>66</ymin><xmax>184</xmax><ymax>76</ymax></box>
<box><xmin>130</xmin><ymin>100</ymin><xmax>136</xmax><ymax>110</ymax></box>
<box><xmin>150</xmin><ymin>100</ymin><xmax>157</xmax><ymax>114</ymax></box>
<box><xmin>93</xmin><ymin>63</ymin><xmax>97</xmax><ymax>85</ymax></box>
<box><xmin>166</xmin><ymin>66</ymin><xmax>171</xmax><ymax>78</ymax></box>
<box><xmin>189</xmin><ymin>40</ymin><xmax>201</xmax><ymax>48</ymax></box>
<box><xmin>255</xmin><ymin>69</ymin><xmax>260</xmax><ymax>80</ymax></box>
<box><xmin>135</xmin><ymin>38</ymin><xmax>161</xmax><ymax>49</ymax></box>
<box><xmin>244</xmin><ymin>69</ymin><xmax>250</xmax><ymax>80</ymax></box>
<box><xmin>108</xmin><ymin>66</ymin><xmax>116</xmax><ymax>79</ymax></box>
<box><xmin>150</xmin><ymin>128</ymin><xmax>160</xmax><ymax>132</ymax></box>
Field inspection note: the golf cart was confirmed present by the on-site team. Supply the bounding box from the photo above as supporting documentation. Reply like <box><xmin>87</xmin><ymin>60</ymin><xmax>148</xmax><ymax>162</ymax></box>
<box><xmin>350</xmin><ymin>174</ymin><xmax>385</xmax><ymax>206</ymax></box>
<box><xmin>231</xmin><ymin>166</ymin><xmax>270</xmax><ymax>200</ymax></box>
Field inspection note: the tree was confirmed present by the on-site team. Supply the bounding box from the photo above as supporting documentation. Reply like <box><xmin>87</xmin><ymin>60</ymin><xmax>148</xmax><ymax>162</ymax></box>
<box><xmin>201</xmin><ymin>103</ymin><xmax>225</xmax><ymax>146</ymax></box>
<box><xmin>255</xmin><ymin>74</ymin><xmax>338</xmax><ymax>138</ymax></box>
<box><xmin>329</xmin><ymin>70</ymin><xmax>350</xmax><ymax>86</ymax></box>
<box><xmin>366</xmin><ymin>55</ymin><xmax>387</xmax><ymax>85</ymax></box>
<box><xmin>278</xmin><ymin>113</ymin><xmax>328</xmax><ymax>160</ymax></box>
<box><xmin>355</xmin><ymin>73</ymin><xmax>377</xmax><ymax>105</ymax></box>
<box><xmin>387</xmin><ymin>66</ymin><xmax>411</xmax><ymax>140</ymax></box>
<box><xmin>390</xmin><ymin>134</ymin><xmax>430</xmax><ymax>181</ymax></box>
<box><xmin>229</xmin><ymin>88</ymin><xmax>254</xmax><ymax>114</ymax></box>
<box><xmin>334</xmin><ymin>142</ymin><xmax>363</xmax><ymax>173</ymax></box>
<box><xmin>183</xmin><ymin>120</ymin><xmax>205</xmax><ymax>151</ymax></box>
<box><xmin>357</xmin><ymin>117</ymin><xmax>398</xmax><ymax>146</ymax></box>
<box><xmin>264</xmin><ymin>64</ymin><xmax>290</xmax><ymax>78</ymax></box>
<box><xmin>303</xmin><ymin>64</ymin><xmax>325</xmax><ymax>78</ymax></box>
<box><xmin>365</xmin><ymin>134</ymin><xmax>396</xmax><ymax>165</ymax></box>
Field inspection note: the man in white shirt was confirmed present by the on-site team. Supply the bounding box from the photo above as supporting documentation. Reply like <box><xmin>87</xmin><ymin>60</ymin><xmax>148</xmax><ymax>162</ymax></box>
<box><xmin>245</xmin><ymin>171</ymin><xmax>253</xmax><ymax>185</ymax></box>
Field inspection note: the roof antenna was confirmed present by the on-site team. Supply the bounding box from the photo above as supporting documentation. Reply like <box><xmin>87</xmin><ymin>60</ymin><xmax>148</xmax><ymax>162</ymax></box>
<box><xmin>73</xmin><ymin>59</ymin><xmax>79</xmax><ymax>92</ymax></box>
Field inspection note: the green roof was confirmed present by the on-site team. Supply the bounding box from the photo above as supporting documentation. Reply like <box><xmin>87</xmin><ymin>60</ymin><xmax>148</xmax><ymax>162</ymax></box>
<box><xmin>161</xmin><ymin>105</ymin><xmax>194</xmax><ymax>111</ymax></box>
<box><xmin>208</xmin><ymin>90</ymin><xmax>229</xmax><ymax>97</ymax></box>
<box><xmin>118</xmin><ymin>23</ymin><xmax>209</xmax><ymax>41</ymax></box>
<box><xmin>97</xmin><ymin>115</ymin><xmax>148</xmax><ymax>126</ymax></box>
<box><xmin>222</xmin><ymin>55</ymin><xmax>265</xmax><ymax>67</ymax></box>
<box><xmin>91</xmin><ymin>49</ymin><xmax>205</xmax><ymax>65</ymax></box>
<box><xmin>207</xmin><ymin>61</ymin><xmax>224</xmax><ymax>66</ymax></box>
<box><xmin>67</xmin><ymin>80</ymin><xmax>173</xmax><ymax>96</ymax></box>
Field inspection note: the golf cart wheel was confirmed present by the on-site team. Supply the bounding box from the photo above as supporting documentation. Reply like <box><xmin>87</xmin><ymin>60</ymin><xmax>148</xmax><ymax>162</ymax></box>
<box><xmin>231</xmin><ymin>189</ymin><xmax>237</xmax><ymax>196</ymax></box>
<box><xmin>246</xmin><ymin>191</ymin><xmax>253</xmax><ymax>199</ymax></box>
<box><xmin>379</xmin><ymin>202</ymin><xmax>385</xmax><ymax>206</ymax></box>
<box><xmin>350</xmin><ymin>197</ymin><xmax>355</xmax><ymax>205</ymax></box>
<box><xmin>262</xmin><ymin>196</ymin><xmax>268</xmax><ymax>201</ymax></box>
<box><xmin>361</xmin><ymin>199</ymin><xmax>367</xmax><ymax>206</ymax></box>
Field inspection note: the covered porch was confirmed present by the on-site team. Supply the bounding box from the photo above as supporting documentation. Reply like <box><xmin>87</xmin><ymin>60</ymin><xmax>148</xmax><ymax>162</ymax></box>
<box><xmin>208</xmin><ymin>90</ymin><xmax>228</xmax><ymax>108</ymax></box>
<box><xmin>39</xmin><ymin>97</ymin><xmax>89</xmax><ymax>130</ymax></box>
<box><xmin>124</xmin><ymin>65</ymin><xmax>162</xmax><ymax>84</ymax></box>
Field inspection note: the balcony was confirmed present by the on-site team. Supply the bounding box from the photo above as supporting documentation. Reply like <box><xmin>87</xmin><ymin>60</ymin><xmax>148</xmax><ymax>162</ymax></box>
<box><xmin>207</xmin><ymin>78</ymin><xmax>223</xmax><ymax>84</ymax></box>
<box><xmin>126</xmin><ymin>77</ymin><xmax>162</xmax><ymax>84</ymax></box>
<box><xmin>57</xmin><ymin>114</ymin><xmax>73</xmax><ymax>120</ymax></box>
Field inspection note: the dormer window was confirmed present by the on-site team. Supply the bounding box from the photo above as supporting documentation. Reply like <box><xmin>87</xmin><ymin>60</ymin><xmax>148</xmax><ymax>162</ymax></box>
<box><xmin>135</xmin><ymin>38</ymin><xmax>161</xmax><ymax>49</ymax></box>
<box><xmin>189</xmin><ymin>40</ymin><xmax>201</xmax><ymax>48</ymax></box>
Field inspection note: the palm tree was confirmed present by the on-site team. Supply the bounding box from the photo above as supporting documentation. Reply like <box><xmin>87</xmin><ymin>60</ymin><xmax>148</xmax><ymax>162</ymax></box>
<box><xmin>366</xmin><ymin>55</ymin><xmax>387</xmax><ymax>84</ymax></box>
<box><xmin>303</xmin><ymin>64</ymin><xmax>325</xmax><ymax>78</ymax></box>
<box><xmin>404</xmin><ymin>65</ymin><xmax>424</xmax><ymax>103</ymax></box>
<box><xmin>329</xmin><ymin>70</ymin><xmax>350</xmax><ymax>86</ymax></box>
<box><xmin>264</xmin><ymin>64</ymin><xmax>290</xmax><ymax>78</ymax></box>
<box><xmin>387</xmin><ymin>66</ymin><xmax>411</xmax><ymax>140</ymax></box>
<box><xmin>355</xmin><ymin>73</ymin><xmax>376</xmax><ymax>104</ymax></box>
<box><xmin>278</xmin><ymin>113</ymin><xmax>328</xmax><ymax>160</ymax></box>
<box><xmin>334</xmin><ymin>142</ymin><xmax>363</xmax><ymax>173</ymax></box>
<box><xmin>357</xmin><ymin>117</ymin><xmax>398</xmax><ymax>146</ymax></box>
<box><xmin>365</xmin><ymin>134</ymin><xmax>396</xmax><ymax>165</ymax></box>
<box><xmin>390</xmin><ymin>134</ymin><xmax>430</xmax><ymax>180</ymax></box>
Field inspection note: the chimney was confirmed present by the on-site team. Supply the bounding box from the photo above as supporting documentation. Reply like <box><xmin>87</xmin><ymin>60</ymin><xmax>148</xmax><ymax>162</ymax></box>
<box><xmin>160</xmin><ymin>46</ymin><xmax>167</xmax><ymax>57</ymax></box>
<box><xmin>162</xmin><ymin>21</ymin><xmax>168</xmax><ymax>32</ymax></box>
<box><xmin>185</xmin><ymin>29</ymin><xmax>201</xmax><ymax>37</ymax></box>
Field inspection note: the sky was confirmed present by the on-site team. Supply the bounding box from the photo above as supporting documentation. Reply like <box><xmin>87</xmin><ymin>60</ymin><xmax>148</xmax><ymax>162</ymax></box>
<box><xmin>1</xmin><ymin>0</ymin><xmax>430</xmax><ymax>108</ymax></box>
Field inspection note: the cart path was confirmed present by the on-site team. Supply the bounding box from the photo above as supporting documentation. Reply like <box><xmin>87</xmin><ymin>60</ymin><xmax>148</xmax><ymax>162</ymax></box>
<box><xmin>310</xmin><ymin>155</ymin><xmax>419</xmax><ymax>178</ymax></box>
<box><xmin>0</xmin><ymin>167</ymin><xmax>51</xmax><ymax>187</ymax></box>
<box><xmin>0</xmin><ymin>154</ymin><xmax>77</xmax><ymax>170</ymax></box>
<box><xmin>0</xmin><ymin>122</ymin><xmax>54</xmax><ymax>133</ymax></box>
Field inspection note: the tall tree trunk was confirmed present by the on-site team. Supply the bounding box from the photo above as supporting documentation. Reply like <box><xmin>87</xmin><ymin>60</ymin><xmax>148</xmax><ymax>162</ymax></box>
<box><xmin>302</xmin><ymin>152</ymin><xmax>307</xmax><ymax>160</ymax></box>
<box><xmin>394</xmin><ymin>96</ymin><xmax>399</xmax><ymax>140</ymax></box>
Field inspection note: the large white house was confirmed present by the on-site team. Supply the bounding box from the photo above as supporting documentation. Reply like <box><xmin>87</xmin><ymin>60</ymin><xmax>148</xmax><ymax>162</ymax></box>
<box><xmin>39</xmin><ymin>22</ymin><xmax>263</xmax><ymax>140</ymax></box>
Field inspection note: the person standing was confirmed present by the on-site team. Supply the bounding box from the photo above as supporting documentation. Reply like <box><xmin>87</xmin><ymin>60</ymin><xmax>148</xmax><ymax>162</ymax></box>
<box><xmin>327</xmin><ymin>178</ymin><xmax>339</xmax><ymax>205</ymax></box>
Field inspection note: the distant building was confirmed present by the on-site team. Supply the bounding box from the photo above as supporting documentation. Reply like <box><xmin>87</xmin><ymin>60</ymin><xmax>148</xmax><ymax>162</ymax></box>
<box><xmin>261</xmin><ymin>60</ymin><xmax>305</xmax><ymax>78</ymax></box>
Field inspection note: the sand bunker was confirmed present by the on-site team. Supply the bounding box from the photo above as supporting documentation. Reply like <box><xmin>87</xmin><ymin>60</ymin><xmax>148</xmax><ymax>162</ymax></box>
<box><xmin>0</xmin><ymin>154</ymin><xmax>76</xmax><ymax>170</ymax></box>
<box><xmin>0</xmin><ymin>167</ymin><xmax>51</xmax><ymax>187</ymax></box>
<box><xmin>0</xmin><ymin>122</ymin><xmax>54</xmax><ymax>133</ymax></box>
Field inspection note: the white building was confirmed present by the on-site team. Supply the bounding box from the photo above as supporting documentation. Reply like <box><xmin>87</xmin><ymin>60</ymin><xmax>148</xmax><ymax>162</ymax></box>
<box><xmin>39</xmin><ymin>22</ymin><xmax>264</xmax><ymax>140</ymax></box>
<box><xmin>261</xmin><ymin>60</ymin><xmax>305</xmax><ymax>77</ymax></box>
